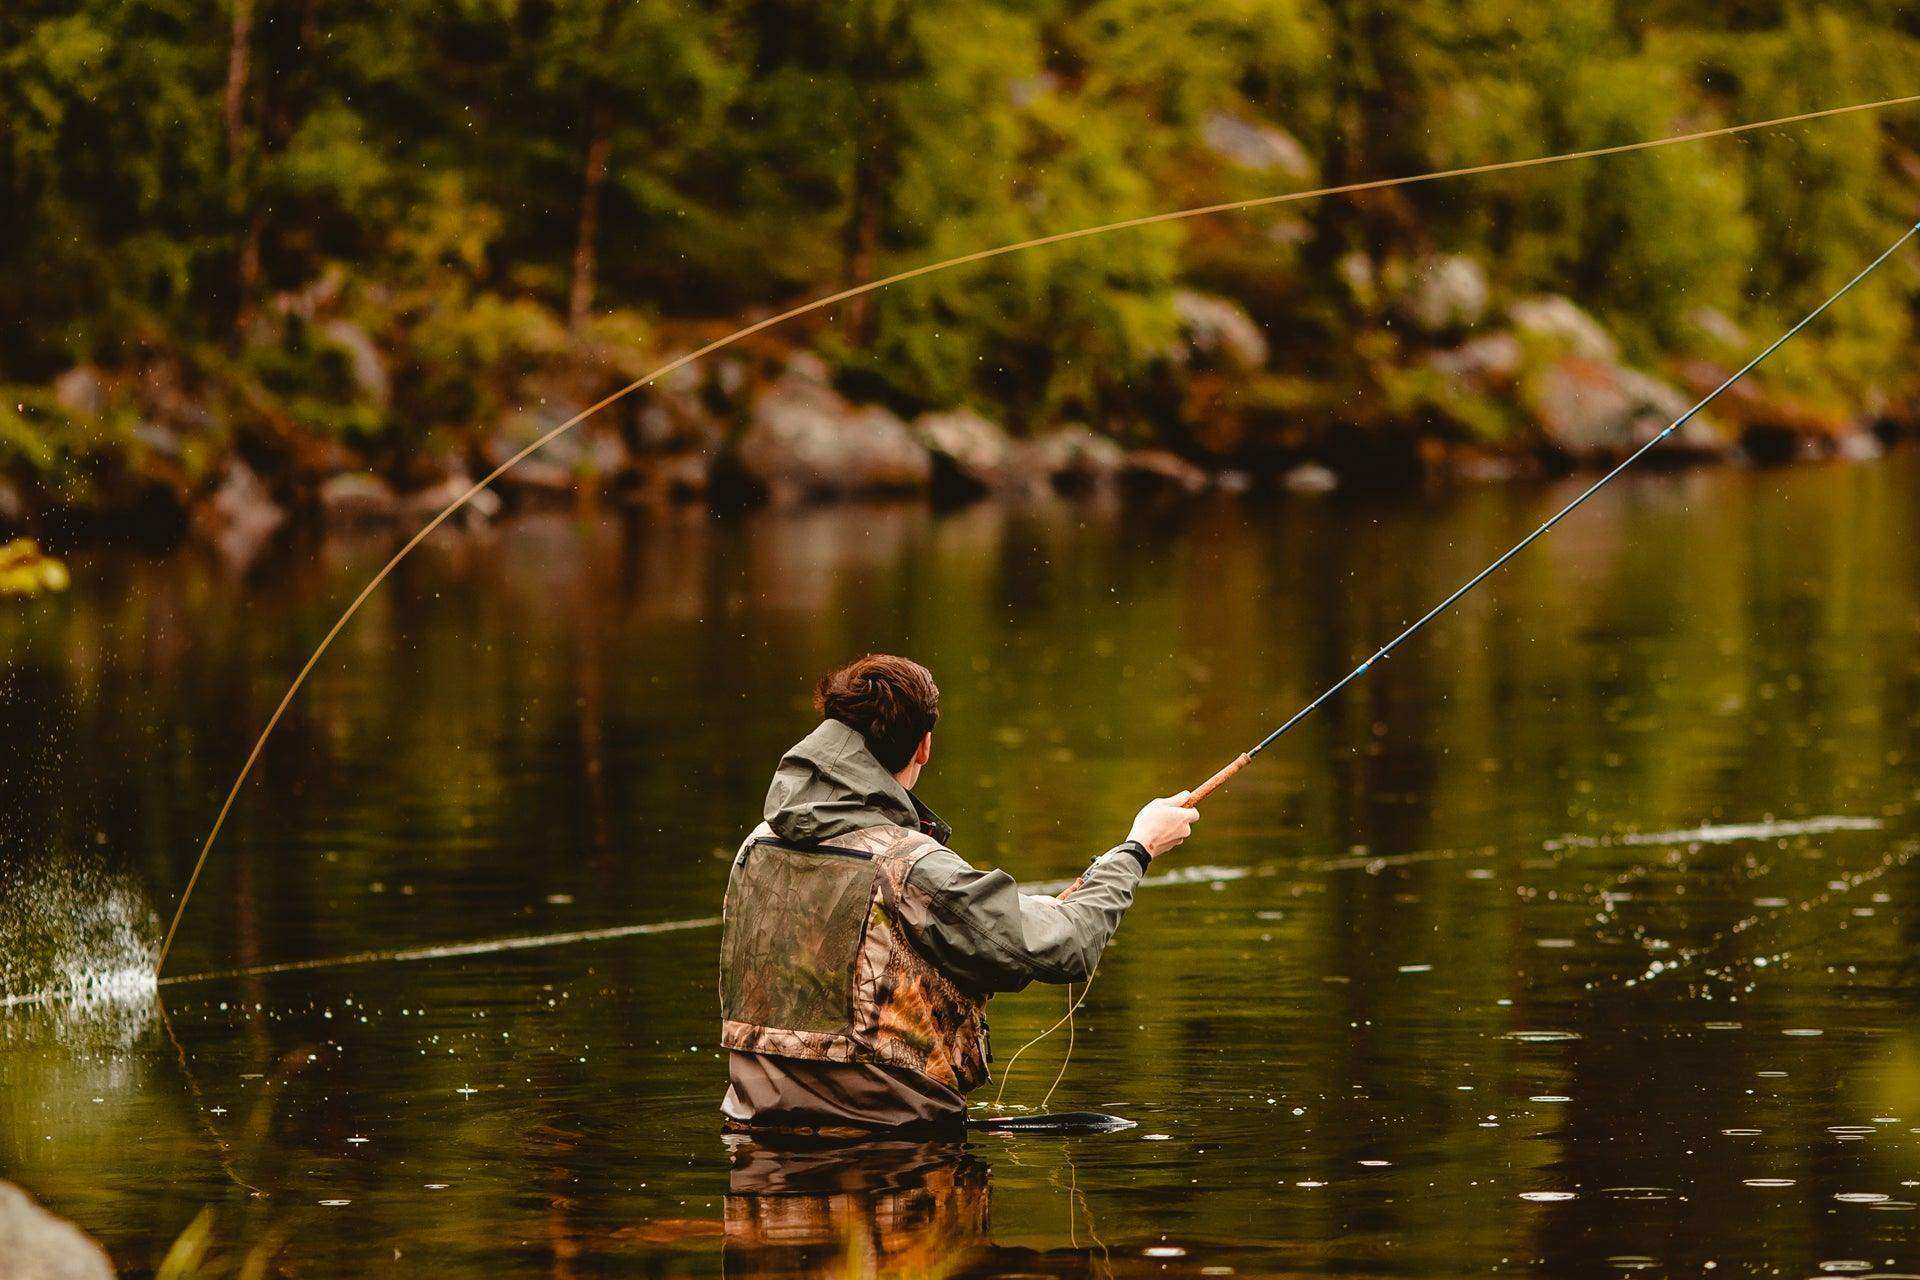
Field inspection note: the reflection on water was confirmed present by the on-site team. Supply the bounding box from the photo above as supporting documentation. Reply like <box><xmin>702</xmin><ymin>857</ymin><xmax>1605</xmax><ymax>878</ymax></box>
<box><xmin>7</xmin><ymin>460</ymin><xmax>1920</xmax><ymax>1274</ymax></box>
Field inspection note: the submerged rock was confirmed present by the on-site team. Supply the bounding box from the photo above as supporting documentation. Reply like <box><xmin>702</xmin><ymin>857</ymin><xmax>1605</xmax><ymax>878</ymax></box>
<box><xmin>0</xmin><ymin>1181</ymin><xmax>114</xmax><ymax>1279</ymax></box>
<box><xmin>729</xmin><ymin>377</ymin><xmax>930</xmax><ymax>503</ymax></box>
<box><xmin>318</xmin><ymin>472</ymin><xmax>399</xmax><ymax>525</ymax></box>
<box><xmin>1282</xmin><ymin>462</ymin><xmax>1339</xmax><ymax>494</ymax></box>
<box><xmin>1121</xmin><ymin>449</ymin><xmax>1209</xmax><ymax>496</ymax></box>
<box><xmin>1026</xmin><ymin>426</ymin><xmax>1126</xmax><ymax>494</ymax></box>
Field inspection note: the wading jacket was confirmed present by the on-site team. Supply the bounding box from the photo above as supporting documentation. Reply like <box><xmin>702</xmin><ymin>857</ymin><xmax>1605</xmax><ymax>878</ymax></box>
<box><xmin>718</xmin><ymin>719</ymin><xmax>1147</xmax><ymax>1126</ymax></box>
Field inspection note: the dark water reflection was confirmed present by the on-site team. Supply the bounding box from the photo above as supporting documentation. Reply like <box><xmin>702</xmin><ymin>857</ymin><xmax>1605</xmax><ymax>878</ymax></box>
<box><xmin>8</xmin><ymin>460</ymin><xmax>1920</xmax><ymax>1275</ymax></box>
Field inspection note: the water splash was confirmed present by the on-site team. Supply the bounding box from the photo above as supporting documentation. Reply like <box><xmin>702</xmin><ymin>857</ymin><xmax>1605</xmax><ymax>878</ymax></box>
<box><xmin>0</xmin><ymin>856</ymin><xmax>160</xmax><ymax>1014</ymax></box>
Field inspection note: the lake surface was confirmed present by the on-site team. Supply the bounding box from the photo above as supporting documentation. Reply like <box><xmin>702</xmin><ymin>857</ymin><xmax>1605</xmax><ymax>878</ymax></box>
<box><xmin>8</xmin><ymin>458</ymin><xmax>1920</xmax><ymax>1277</ymax></box>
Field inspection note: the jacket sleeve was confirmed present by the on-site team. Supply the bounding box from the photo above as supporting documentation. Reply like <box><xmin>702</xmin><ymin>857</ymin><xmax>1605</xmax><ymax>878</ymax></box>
<box><xmin>898</xmin><ymin>845</ymin><xmax>1146</xmax><ymax>993</ymax></box>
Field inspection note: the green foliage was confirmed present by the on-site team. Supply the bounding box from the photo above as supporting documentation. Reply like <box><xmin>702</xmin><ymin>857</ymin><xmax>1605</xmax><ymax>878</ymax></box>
<box><xmin>2</xmin><ymin>0</ymin><xmax>1919</xmax><ymax>499</ymax></box>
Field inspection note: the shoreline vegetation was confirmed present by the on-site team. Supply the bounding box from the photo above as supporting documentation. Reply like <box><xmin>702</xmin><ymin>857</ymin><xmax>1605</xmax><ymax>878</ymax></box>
<box><xmin>6</xmin><ymin>4</ymin><xmax>1920</xmax><ymax>562</ymax></box>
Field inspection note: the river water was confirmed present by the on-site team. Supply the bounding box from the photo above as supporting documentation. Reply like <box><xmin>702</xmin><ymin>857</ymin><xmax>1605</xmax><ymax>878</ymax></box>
<box><xmin>7</xmin><ymin>458</ymin><xmax>1920</xmax><ymax>1276</ymax></box>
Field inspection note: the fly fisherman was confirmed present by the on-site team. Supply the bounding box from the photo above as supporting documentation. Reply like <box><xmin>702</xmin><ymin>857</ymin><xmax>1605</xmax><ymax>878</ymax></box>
<box><xmin>719</xmin><ymin>654</ymin><xmax>1198</xmax><ymax>1135</ymax></box>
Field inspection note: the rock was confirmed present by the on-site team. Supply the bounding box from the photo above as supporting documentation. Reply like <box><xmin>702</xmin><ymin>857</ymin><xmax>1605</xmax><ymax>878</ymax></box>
<box><xmin>401</xmin><ymin>472</ymin><xmax>502</xmax><ymax>526</ymax></box>
<box><xmin>1429</xmin><ymin>333</ymin><xmax>1524</xmax><ymax>388</ymax></box>
<box><xmin>1525</xmin><ymin>357</ymin><xmax>1716</xmax><ymax>460</ymax></box>
<box><xmin>318</xmin><ymin>472</ymin><xmax>398</xmax><ymax>526</ymax></box>
<box><xmin>1025</xmin><ymin>426</ymin><xmax>1126</xmax><ymax>494</ymax></box>
<box><xmin>913</xmin><ymin>410</ymin><xmax>1017</xmax><ymax>498</ymax></box>
<box><xmin>1282</xmin><ymin>462</ymin><xmax>1339</xmax><ymax>494</ymax></box>
<box><xmin>0</xmin><ymin>479</ymin><xmax>23</xmax><ymax>528</ymax></box>
<box><xmin>1173</xmin><ymin>291</ymin><xmax>1269</xmax><ymax>369</ymax></box>
<box><xmin>317</xmin><ymin>319</ymin><xmax>391</xmax><ymax>407</ymax></box>
<box><xmin>1835</xmin><ymin>431</ymin><xmax>1883</xmax><ymax>462</ymax></box>
<box><xmin>1508</xmin><ymin>296</ymin><xmax>1618</xmax><ymax>362</ymax></box>
<box><xmin>52</xmin><ymin>367</ymin><xmax>107</xmax><ymax>418</ymax></box>
<box><xmin>1121</xmin><ymin>449</ymin><xmax>1208</xmax><ymax>496</ymax></box>
<box><xmin>729</xmin><ymin>377</ymin><xmax>930</xmax><ymax>503</ymax></box>
<box><xmin>484</xmin><ymin>406</ymin><xmax>628</xmax><ymax>502</ymax></box>
<box><xmin>1215</xmin><ymin>469</ymin><xmax>1253</xmax><ymax>494</ymax></box>
<box><xmin>1687</xmin><ymin>307</ymin><xmax>1746</xmax><ymax>349</ymax></box>
<box><xmin>1402</xmin><ymin>255</ymin><xmax>1489</xmax><ymax>333</ymax></box>
<box><xmin>1200</xmin><ymin>112</ymin><xmax>1312</xmax><ymax>178</ymax></box>
<box><xmin>0</xmin><ymin>1181</ymin><xmax>113</xmax><ymax>1279</ymax></box>
<box><xmin>195</xmin><ymin>460</ymin><xmax>285</xmax><ymax>566</ymax></box>
<box><xmin>782</xmin><ymin>350</ymin><xmax>832</xmax><ymax>386</ymax></box>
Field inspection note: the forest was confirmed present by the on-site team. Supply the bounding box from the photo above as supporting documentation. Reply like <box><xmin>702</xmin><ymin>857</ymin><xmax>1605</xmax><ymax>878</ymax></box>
<box><xmin>4</xmin><ymin>0</ymin><xmax>1920</xmax><ymax>543</ymax></box>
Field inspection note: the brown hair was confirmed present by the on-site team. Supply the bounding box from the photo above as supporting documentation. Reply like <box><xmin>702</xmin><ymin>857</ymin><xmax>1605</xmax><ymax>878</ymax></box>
<box><xmin>815</xmin><ymin>654</ymin><xmax>940</xmax><ymax>772</ymax></box>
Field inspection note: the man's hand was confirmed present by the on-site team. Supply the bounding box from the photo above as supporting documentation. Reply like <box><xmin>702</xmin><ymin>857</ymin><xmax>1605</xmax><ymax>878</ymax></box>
<box><xmin>1127</xmin><ymin>791</ymin><xmax>1198</xmax><ymax>859</ymax></box>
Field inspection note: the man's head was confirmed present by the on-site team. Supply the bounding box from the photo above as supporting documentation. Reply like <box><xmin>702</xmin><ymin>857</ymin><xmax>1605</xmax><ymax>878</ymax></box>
<box><xmin>815</xmin><ymin>654</ymin><xmax>939</xmax><ymax>784</ymax></box>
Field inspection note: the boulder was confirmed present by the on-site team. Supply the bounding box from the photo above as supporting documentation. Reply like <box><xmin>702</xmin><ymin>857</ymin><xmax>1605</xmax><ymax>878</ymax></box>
<box><xmin>484</xmin><ymin>408</ymin><xmax>629</xmax><ymax>502</ymax></box>
<box><xmin>913</xmin><ymin>410</ymin><xmax>1017</xmax><ymax>498</ymax></box>
<box><xmin>1508</xmin><ymin>296</ymin><xmax>1618</xmax><ymax>362</ymax></box>
<box><xmin>401</xmin><ymin>472</ymin><xmax>502</xmax><ymax>527</ymax></box>
<box><xmin>0</xmin><ymin>1181</ymin><xmax>114</xmax><ymax>1280</ymax></box>
<box><xmin>1200</xmin><ymin>112</ymin><xmax>1312</xmax><ymax>178</ymax></box>
<box><xmin>1121</xmin><ymin>449</ymin><xmax>1208</xmax><ymax>496</ymax></box>
<box><xmin>1282</xmin><ymin>462</ymin><xmax>1339</xmax><ymax>494</ymax></box>
<box><xmin>195</xmin><ymin>460</ymin><xmax>286</xmax><ymax>566</ymax></box>
<box><xmin>318</xmin><ymin>472</ymin><xmax>398</xmax><ymax>526</ymax></box>
<box><xmin>1173</xmin><ymin>291</ymin><xmax>1269</xmax><ymax>369</ymax></box>
<box><xmin>1429</xmin><ymin>333</ymin><xmax>1524</xmax><ymax>389</ymax></box>
<box><xmin>1402</xmin><ymin>255</ymin><xmax>1489</xmax><ymax>333</ymax></box>
<box><xmin>1525</xmin><ymin>357</ymin><xmax>1717</xmax><ymax>460</ymax></box>
<box><xmin>1025</xmin><ymin>426</ymin><xmax>1126</xmax><ymax>494</ymax></box>
<box><xmin>730</xmin><ymin>377</ymin><xmax>930</xmax><ymax>503</ymax></box>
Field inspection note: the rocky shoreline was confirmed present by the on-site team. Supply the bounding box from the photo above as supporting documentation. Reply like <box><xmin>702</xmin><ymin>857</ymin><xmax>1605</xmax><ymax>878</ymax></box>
<box><xmin>10</xmin><ymin>274</ymin><xmax>1912</xmax><ymax>571</ymax></box>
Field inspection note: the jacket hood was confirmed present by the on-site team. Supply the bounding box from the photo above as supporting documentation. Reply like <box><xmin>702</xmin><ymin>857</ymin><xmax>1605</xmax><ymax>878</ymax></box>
<box><xmin>763</xmin><ymin>719</ymin><xmax>951</xmax><ymax>847</ymax></box>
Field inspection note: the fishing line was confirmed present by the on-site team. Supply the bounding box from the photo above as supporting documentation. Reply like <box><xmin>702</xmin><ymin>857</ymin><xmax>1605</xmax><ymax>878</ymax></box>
<box><xmin>157</xmin><ymin>90</ymin><xmax>1920</xmax><ymax>973</ymax></box>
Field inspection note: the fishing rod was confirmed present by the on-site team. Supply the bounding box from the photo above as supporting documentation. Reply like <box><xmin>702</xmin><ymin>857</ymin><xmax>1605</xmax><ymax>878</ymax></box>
<box><xmin>1179</xmin><ymin>219</ymin><xmax>1920</xmax><ymax>811</ymax></box>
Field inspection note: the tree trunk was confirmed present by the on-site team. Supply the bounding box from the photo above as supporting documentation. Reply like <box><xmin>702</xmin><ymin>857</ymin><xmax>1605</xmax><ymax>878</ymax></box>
<box><xmin>569</xmin><ymin>107</ymin><xmax>614</xmax><ymax>329</ymax></box>
<box><xmin>226</xmin><ymin>0</ymin><xmax>258</xmax><ymax>337</ymax></box>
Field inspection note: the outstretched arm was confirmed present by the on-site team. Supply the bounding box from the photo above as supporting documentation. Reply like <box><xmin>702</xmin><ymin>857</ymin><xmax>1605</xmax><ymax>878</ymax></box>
<box><xmin>897</xmin><ymin>794</ymin><xmax>1197</xmax><ymax>993</ymax></box>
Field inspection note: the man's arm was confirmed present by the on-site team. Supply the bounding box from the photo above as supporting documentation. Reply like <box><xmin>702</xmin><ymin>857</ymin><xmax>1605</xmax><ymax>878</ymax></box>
<box><xmin>895</xmin><ymin>794</ymin><xmax>1198</xmax><ymax>993</ymax></box>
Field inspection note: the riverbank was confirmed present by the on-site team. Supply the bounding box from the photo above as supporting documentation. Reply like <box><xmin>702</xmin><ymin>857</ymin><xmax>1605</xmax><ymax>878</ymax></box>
<box><xmin>8</xmin><ymin>274</ymin><xmax>1914</xmax><ymax>566</ymax></box>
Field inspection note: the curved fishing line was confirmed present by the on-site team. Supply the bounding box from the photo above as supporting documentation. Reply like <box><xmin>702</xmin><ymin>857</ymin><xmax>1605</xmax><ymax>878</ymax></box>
<box><xmin>156</xmin><ymin>90</ymin><xmax>1920</xmax><ymax>973</ymax></box>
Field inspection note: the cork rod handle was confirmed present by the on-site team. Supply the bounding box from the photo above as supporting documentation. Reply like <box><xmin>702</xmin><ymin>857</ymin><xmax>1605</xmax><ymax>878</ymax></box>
<box><xmin>1185</xmin><ymin>752</ymin><xmax>1250</xmax><ymax>807</ymax></box>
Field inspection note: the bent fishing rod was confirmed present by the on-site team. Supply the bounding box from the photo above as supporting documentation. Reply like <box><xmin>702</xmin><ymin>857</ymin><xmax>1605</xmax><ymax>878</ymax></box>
<box><xmin>1179</xmin><ymin>219</ymin><xmax>1920</xmax><ymax>810</ymax></box>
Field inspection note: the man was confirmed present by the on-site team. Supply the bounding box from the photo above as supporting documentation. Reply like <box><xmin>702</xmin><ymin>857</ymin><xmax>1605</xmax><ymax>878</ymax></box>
<box><xmin>719</xmin><ymin>653</ymin><xmax>1197</xmax><ymax>1134</ymax></box>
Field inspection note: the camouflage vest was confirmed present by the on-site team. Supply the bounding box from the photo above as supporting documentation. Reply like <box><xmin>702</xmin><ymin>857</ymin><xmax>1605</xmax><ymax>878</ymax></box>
<box><xmin>719</xmin><ymin>823</ymin><xmax>990</xmax><ymax>1092</ymax></box>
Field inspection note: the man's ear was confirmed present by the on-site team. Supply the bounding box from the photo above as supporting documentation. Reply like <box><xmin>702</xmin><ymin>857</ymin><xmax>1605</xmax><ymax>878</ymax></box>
<box><xmin>914</xmin><ymin>732</ymin><xmax>933</xmax><ymax>766</ymax></box>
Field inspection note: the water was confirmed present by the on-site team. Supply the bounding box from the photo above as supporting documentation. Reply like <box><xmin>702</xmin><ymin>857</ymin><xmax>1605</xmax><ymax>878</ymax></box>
<box><xmin>8</xmin><ymin>458</ymin><xmax>1920</xmax><ymax>1276</ymax></box>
